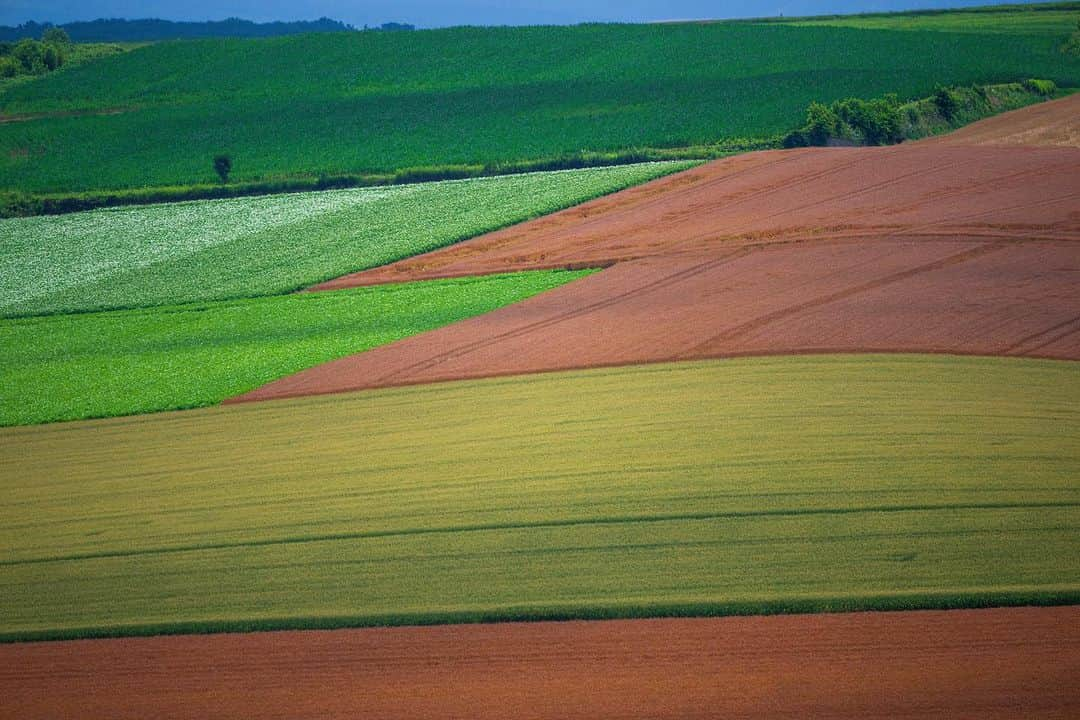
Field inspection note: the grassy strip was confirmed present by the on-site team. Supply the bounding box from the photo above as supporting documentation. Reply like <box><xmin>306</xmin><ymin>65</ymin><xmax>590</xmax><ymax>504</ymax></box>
<box><xmin>0</xmin><ymin>149</ymin><xmax>744</xmax><ymax>219</ymax></box>
<box><xmin>0</xmin><ymin>162</ymin><xmax>685</xmax><ymax>317</ymax></box>
<box><xmin>767</xmin><ymin>2</ymin><xmax>1080</xmax><ymax>35</ymax></box>
<box><xmin>1</xmin><ymin>355</ymin><xmax>1077</xmax><ymax>641</ymax></box>
<box><xmin>3</xmin><ymin>590</ymin><xmax>1078</xmax><ymax>644</ymax></box>
<box><xmin>0</xmin><ymin>269</ymin><xmax>593</xmax><ymax>426</ymax></box>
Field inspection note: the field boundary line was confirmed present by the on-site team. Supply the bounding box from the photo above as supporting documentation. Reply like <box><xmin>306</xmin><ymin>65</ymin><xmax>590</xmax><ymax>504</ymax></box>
<box><xmin>4</xmin><ymin>588</ymin><xmax>1078</xmax><ymax>644</ymax></box>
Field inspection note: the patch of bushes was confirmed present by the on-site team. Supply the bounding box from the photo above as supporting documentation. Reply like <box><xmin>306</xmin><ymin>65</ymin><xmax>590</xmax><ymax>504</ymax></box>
<box><xmin>784</xmin><ymin>79</ymin><xmax>1059</xmax><ymax>148</ymax></box>
<box><xmin>1063</xmin><ymin>19</ymin><xmax>1080</xmax><ymax>55</ymax></box>
<box><xmin>0</xmin><ymin>29</ymin><xmax>70</xmax><ymax>79</ymax></box>
<box><xmin>785</xmin><ymin>94</ymin><xmax>903</xmax><ymax>147</ymax></box>
<box><xmin>1022</xmin><ymin>77</ymin><xmax>1058</xmax><ymax>95</ymax></box>
<box><xmin>933</xmin><ymin>86</ymin><xmax>960</xmax><ymax>120</ymax></box>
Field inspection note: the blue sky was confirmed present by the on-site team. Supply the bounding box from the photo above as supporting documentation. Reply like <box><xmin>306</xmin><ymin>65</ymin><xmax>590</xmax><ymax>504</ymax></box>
<box><xmin>0</xmin><ymin>0</ymin><xmax>1036</xmax><ymax>27</ymax></box>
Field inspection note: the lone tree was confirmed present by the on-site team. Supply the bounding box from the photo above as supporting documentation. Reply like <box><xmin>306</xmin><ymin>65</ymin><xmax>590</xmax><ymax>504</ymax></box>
<box><xmin>213</xmin><ymin>154</ymin><xmax>232</xmax><ymax>183</ymax></box>
<box><xmin>42</xmin><ymin>27</ymin><xmax>72</xmax><ymax>46</ymax></box>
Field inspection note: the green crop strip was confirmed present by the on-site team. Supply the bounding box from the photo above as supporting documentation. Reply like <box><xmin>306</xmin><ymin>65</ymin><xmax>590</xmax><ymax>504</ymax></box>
<box><xmin>0</xmin><ymin>162</ymin><xmax>686</xmax><ymax>317</ymax></box>
<box><xmin>782</xmin><ymin>4</ymin><xmax>1080</xmax><ymax>35</ymax></box>
<box><xmin>1</xmin><ymin>355</ymin><xmax>1077</xmax><ymax>641</ymax></box>
<box><xmin>0</xmin><ymin>20</ymin><xmax>1077</xmax><ymax>194</ymax></box>
<box><xmin>0</xmin><ymin>269</ymin><xmax>593</xmax><ymax>426</ymax></box>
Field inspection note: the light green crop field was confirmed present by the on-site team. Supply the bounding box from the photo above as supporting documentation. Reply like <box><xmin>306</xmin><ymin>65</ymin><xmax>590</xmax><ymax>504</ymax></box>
<box><xmin>0</xmin><ymin>162</ymin><xmax>685</xmax><ymax>317</ymax></box>
<box><xmin>1</xmin><ymin>355</ymin><xmax>1077</xmax><ymax>642</ymax></box>
<box><xmin>0</xmin><ymin>269</ymin><xmax>590</xmax><ymax>427</ymax></box>
<box><xmin>783</xmin><ymin>4</ymin><xmax>1079</xmax><ymax>35</ymax></box>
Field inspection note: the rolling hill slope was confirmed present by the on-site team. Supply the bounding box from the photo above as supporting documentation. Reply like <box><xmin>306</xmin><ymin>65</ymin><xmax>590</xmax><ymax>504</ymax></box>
<box><xmin>2</xmin><ymin>355</ymin><xmax>1077</xmax><ymax>641</ymax></box>
<box><xmin>1</xmin><ymin>17</ymin><xmax>1077</xmax><ymax>193</ymax></box>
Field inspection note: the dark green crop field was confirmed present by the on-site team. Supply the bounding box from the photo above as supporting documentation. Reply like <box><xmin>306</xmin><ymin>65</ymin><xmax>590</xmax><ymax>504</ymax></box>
<box><xmin>1</xmin><ymin>18</ymin><xmax>1078</xmax><ymax>193</ymax></box>
<box><xmin>1</xmin><ymin>356</ymin><xmax>1076</xmax><ymax>641</ymax></box>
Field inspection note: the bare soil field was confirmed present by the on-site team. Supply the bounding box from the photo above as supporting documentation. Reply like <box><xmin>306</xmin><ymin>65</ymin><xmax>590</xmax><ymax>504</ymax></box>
<box><xmin>927</xmin><ymin>91</ymin><xmax>1080</xmax><ymax>148</ymax></box>
<box><xmin>246</xmin><ymin>97</ymin><xmax>1080</xmax><ymax>402</ymax></box>
<box><xmin>314</xmin><ymin>142</ymin><xmax>1079</xmax><ymax>289</ymax></box>
<box><xmin>3</xmin><ymin>607</ymin><xmax>1076</xmax><ymax>720</ymax></box>
<box><xmin>235</xmin><ymin>237</ymin><xmax>1080</xmax><ymax>401</ymax></box>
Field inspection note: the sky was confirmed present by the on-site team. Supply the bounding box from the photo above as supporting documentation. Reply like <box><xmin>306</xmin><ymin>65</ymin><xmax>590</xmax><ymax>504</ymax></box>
<box><xmin>0</xmin><ymin>0</ymin><xmax>1037</xmax><ymax>28</ymax></box>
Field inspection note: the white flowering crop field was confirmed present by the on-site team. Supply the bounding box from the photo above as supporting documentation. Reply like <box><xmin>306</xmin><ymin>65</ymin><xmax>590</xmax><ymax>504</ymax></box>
<box><xmin>0</xmin><ymin>162</ymin><xmax>692</xmax><ymax>317</ymax></box>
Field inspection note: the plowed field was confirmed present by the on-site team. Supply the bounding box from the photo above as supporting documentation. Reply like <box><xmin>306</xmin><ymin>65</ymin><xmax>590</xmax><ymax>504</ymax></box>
<box><xmin>314</xmin><ymin>143</ymin><xmax>1080</xmax><ymax>289</ymax></box>
<box><xmin>6</xmin><ymin>86</ymin><xmax>1078</xmax><ymax>720</ymax></box>
<box><xmin>237</xmin><ymin>238</ymin><xmax>1080</xmax><ymax>401</ymax></box>
<box><xmin>252</xmin><ymin>97</ymin><xmax>1080</xmax><ymax>402</ymax></box>
<box><xmin>929</xmin><ymin>91</ymin><xmax>1080</xmax><ymax>147</ymax></box>
<box><xmin>3</xmin><ymin>607</ymin><xmax>1077</xmax><ymax>720</ymax></box>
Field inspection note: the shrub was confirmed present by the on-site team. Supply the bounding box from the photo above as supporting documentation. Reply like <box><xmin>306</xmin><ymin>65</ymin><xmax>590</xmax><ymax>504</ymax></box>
<box><xmin>804</xmin><ymin>102</ymin><xmax>841</xmax><ymax>145</ymax></box>
<box><xmin>1063</xmin><ymin>20</ymin><xmax>1080</xmax><ymax>56</ymax></box>
<box><xmin>1021</xmin><ymin>78</ymin><xmax>1057</xmax><ymax>96</ymax></box>
<box><xmin>933</xmin><ymin>86</ymin><xmax>960</xmax><ymax>121</ymax></box>
<box><xmin>42</xmin><ymin>27</ymin><xmax>72</xmax><ymax>46</ymax></box>
<box><xmin>213</xmin><ymin>154</ymin><xmax>232</xmax><ymax>183</ymax></box>
<box><xmin>0</xmin><ymin>35</ymin><xmax>66</xmax><ymax>77</ymax></box>
<box><xmin>834</xmin><ymin>95</ymin><xmax>902</xmax><ymax>145</ymax></box>
<box><xmin>41</xmin><ymin>44</ymin><xmax>62</xmax><ymax>72</ymax></box>
<box><xmin>12</xmin><ymin>39</ymin><xmax>46</xmax><ymax>75</ymax></box>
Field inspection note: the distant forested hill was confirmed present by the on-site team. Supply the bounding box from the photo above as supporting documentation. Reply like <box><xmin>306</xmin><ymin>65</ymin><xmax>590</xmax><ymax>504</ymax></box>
<box><xmin>0</xmin><ymin>18</ymin><xmax>374</xmax><ymax>42</ymax></box>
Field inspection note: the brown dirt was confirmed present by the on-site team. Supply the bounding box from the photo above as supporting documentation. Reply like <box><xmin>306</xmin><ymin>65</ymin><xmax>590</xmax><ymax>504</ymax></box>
<box><xmin>238</xmin><ymin>98</ymin><xmax>1080</xmax><ymax>403</ymax></box>
<box><xmin>313</xmin><ymin>143</ymin><xmax>1080</xmax><ymax>290</ymax></box>
<box><xmin>2</xmin><ymin>607</ymin><xmax>1076</xmax><ymax>720</ymax></box>
<box><xmin>235</xmin><ymin>237</ymin><xmax>1080</xmax><ymax>401</ymax></box>
<box><xmin>925</xmin><ymin>92</ymin><xmax>1080</xmax><ymax>148</ymax></box>
<box><xmin>0</xmin><ymin>106</ymin><xmax>136</xmax><ymax>124</ymax></box>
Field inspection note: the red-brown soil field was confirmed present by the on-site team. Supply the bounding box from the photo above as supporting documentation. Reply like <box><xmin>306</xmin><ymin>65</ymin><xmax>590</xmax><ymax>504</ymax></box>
<box><xmin>237</xmin><ymin>97</ymin><xmax>1080</xmax><ymax>402</ymax></box>
<box><xmin>3</xmin><ymin>607</ymin><xmax>1077</xmax><ymax>720</ymax></box>
<box><xmin>929</xmin><ymin>91</ymin><xmax>1080</xmax><ymax>148</ymax></box>
<box><xmin>237</xmin><ymin>237</ymin><xmax>1080</xmax><ymax>401</ymax></box>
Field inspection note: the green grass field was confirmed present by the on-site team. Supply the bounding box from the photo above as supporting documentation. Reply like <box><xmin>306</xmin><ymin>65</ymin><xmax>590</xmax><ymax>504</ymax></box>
<box><xmin>1</xmin><ymin>355</ymin><xmax>1076</xmax><ymax>642</ymax></box>
<box><xmin>0</xmin><ymin>269</ymin><xmax>590</xmax><ymax>426</ymax></box>
<box><xmin>1</xmin><ymin>18</ymin><xmax>1077</xmax><ymax>193</ymax></box>
<box><xmin>0</xmin><ymin>162</ymin><xmax>683</xmax><ymax>317</ymax></box>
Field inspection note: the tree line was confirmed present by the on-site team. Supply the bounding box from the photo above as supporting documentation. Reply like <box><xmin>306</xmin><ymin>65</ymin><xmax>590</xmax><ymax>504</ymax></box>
<box><xmin>0</xmin><ymin>18</ymin><xmax>415</xmax><ymax>43</ymax></box>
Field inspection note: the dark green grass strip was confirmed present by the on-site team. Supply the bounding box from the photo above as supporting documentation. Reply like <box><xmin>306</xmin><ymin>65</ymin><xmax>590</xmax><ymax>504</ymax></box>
<box><xmin>4</xmin><ymin>590</ymin><xmax>1078</xmax><ymax>644</ymax></box>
